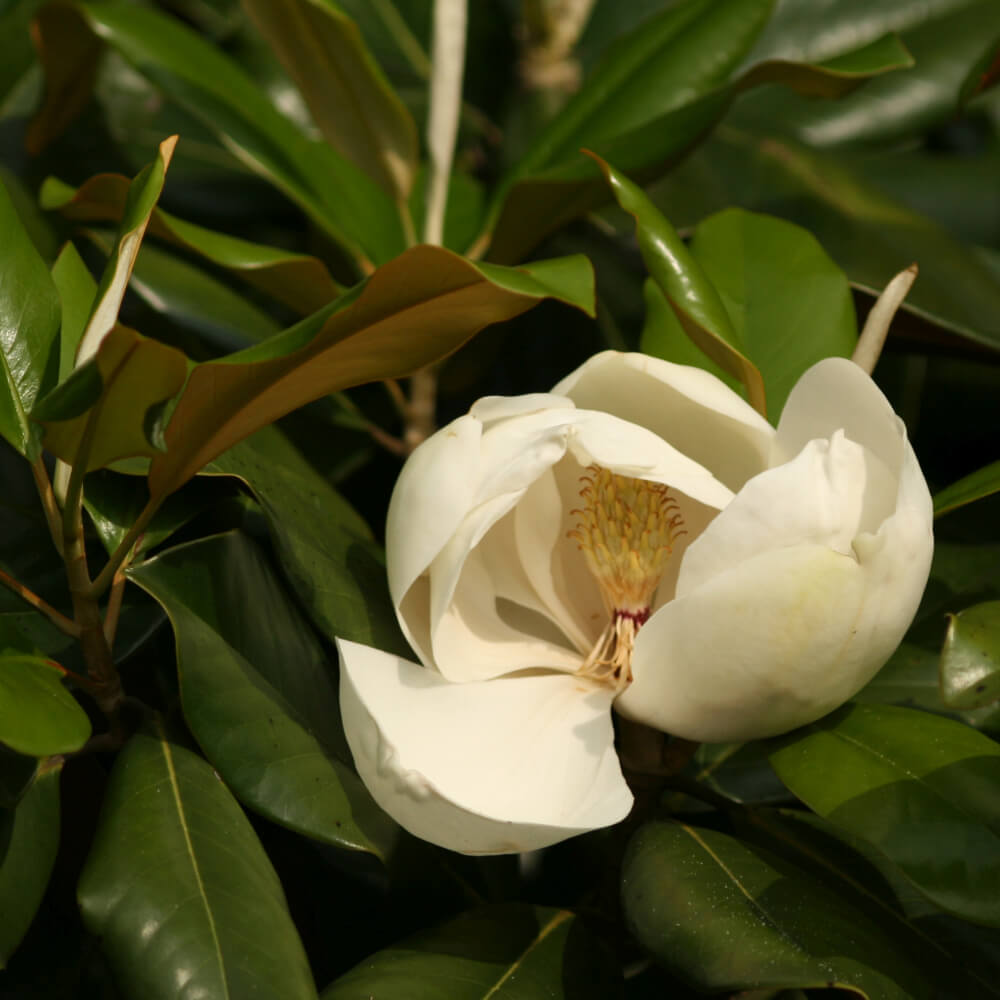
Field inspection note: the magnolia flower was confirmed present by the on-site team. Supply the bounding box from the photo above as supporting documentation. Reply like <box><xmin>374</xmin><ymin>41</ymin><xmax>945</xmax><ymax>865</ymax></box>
<box><xmin>337</xmin><ymin>352</ymin><xmax>933</xmax><ymax>854</ymax></box>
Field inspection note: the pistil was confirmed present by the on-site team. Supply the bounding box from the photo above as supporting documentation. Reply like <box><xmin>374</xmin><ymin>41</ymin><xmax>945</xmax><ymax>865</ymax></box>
<box><xmin>568</xmin><ymin>466</ymin><xmax>684</xmax><ymax>692</ymax></box>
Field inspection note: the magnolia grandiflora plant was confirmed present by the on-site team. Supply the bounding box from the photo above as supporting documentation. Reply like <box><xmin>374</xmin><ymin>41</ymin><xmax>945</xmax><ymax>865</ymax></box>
<box><xmin>338</xmin><ymin>351</ymin><xmax>933</xmax><ymax>854</ymax></box>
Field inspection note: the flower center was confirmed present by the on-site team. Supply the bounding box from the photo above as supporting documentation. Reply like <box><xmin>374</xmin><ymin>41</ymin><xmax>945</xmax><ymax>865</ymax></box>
<box><xmin>567</xmin><ymin>465</ymin><xmax>685</xmax><ymax>692</ymax></box>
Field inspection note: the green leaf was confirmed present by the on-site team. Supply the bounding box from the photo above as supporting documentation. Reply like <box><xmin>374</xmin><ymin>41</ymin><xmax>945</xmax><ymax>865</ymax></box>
<box><xmin>208</xmin><ymin>425</ymin><xmax>407</xmax><ymax>655</ymax></box>
<box><xmin>129</xmin><ymin>532</ymin><xmax>396</xmax><ymax>859</ymax></box>
<box><xmin>686</xmin><ymin>207</ymin><xmax>857</xmax><ymax>417</ymax></box>
<box><xmin>41</xmin><ymin>173</ymin><xmax>342</xmax><ymax>316</ymax></box>
<box><xmin>322</xmin><ymin>904</ymin><xmax>622</xmax><ymax>999</ymax></box>
<box><xmin>0</xmin><ymin>745</ymin><xmax>37</xmax><ymax>809</ymax></box>
<box><xmin>78</xmin><ymin>723</ymin><xmax>317</xmax><ymax>1000</ymax></box>
<box><xmin>0</xmin><ymin>760</ymin><xmax>61</xmax><ymax>968</ymax></box>
<box><xmin>935</xmin><ymin>459</ymin><xmax>1000</xmax><ymax>518</ymax></box>
<box><xmin>941</xmin><ymin>602</ymin><xmax>1000</xmax><ymax>710</ymax></box>
<box><xmin>33</xmin><ymin>322</ymin><xmax>189</xmax><ymax>472</ymax></box>
<box><xmin>769</xmin><ymin>702</ymin><xmax>1000</xmax><ymax>927</ymax></box>
<box><xmin>0</xmin><ymin>178</ymin><xmax>60</xmax><ymax>456</ymax></box>
<box><xmin>146</xmin><ymin>246</ymin><xmax>595</xmax><ymax>502</ymax></box>
<box><xmin>651</xmin><ymin>128</ymin><xmax>1000</xmax><ymax>350</ymax></box>
<box><xmin>77</xmin><ymin>0</ymin><xmax>404</xmax><ymax>268</ymax></box>
<box><xmin>621</xmin><ymin>819</ymin><xmax>928</xmax><ymax>998</ymax></box>
<box><xmin>0</xmin><ymin>655</ymin><xmax>91</xmax><ymax>756</ymax></box>
<box><xmin>242</xmin><ymin>0</ymin><xmax>418</xmax><ymax>203</ymax></box>
<box><xmin>49</xmin><ymin>241</ymin><xmax>97</xmax><ymax>382</ymax></box>
<box><xmin>484</xmin><ymin>1</ymin><xmax>914</xmax><ymax>262</ymax></box>
<box><xmin>594</xmin><ymin>157</ymin><xmax>768</xmax><ymax>415</ymax></box>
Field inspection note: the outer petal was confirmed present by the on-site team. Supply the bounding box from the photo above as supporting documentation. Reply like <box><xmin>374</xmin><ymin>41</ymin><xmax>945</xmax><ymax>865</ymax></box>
<box><xmin>338</xmin><ymin>639</ymin><xmax>632</xmax><ymax>854</ymax></box>
<box><xmin>553</xmin><ymin>351</ymin><xmax>774</xmax><ymax>491</ymax></box>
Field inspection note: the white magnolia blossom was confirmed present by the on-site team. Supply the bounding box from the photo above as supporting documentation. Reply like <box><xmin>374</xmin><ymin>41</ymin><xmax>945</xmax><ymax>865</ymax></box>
<box><xmin>338</xmin><ymin>352</ymin><xmax>933</xmax><ymax>854</ymax></box>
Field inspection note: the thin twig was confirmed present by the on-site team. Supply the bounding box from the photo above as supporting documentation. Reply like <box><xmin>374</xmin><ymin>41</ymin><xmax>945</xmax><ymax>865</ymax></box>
<box><xmin>87</xmin><ymin>496</ymin><xmax>158</xmax><ymax>598</ymax></box>
<box><xmin>0</xmin><ymin>567</ymin><xmax>80</xmax><ymax>637</ymax></box>
<box><xmin>383</xmin><ymin>378</ymin><xmax>409</xmax><ymax>418</ymax></box>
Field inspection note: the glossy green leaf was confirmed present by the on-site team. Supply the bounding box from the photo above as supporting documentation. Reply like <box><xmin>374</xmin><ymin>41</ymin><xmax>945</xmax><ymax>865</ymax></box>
<box><xmin>652</xmin><ymin>129</ymin><xmax>1000</xmax><ymax>349</ymax></box>
<box><xmin>736</xmin><ymin>1</ymin><xmax>1000</xmax><ymax>149</ymax></box>
<box><xmin>0</xmin><ymin>655</ymin><xmax>91</xmax><ymax>756</ymax></box>
<box><xmin>41</xmin><ymin>173</ymin><xmax>342</xmax><ymax>315</ymax></box>
<box><xmin>147</xmin><ymin>246</ymin><xmax>595</xmax><ymax>501</ymax></box>
<box><xmin>595</xmin><ymin>157</ymin><xmax>768</xmax><ymax>415</ymax></box>
<box><xmin>687</xmin><ymin>207</ymin><xmax>857</xmax><ymax>416</ymax></box>
<box><xmin>129</xmin><ymin>531</ymin><xmax>395</xmax><ymax>859</ymax></box>
<box><xmin>49</xmin><ymin>241</ymin><xmax>96</xmax><ymax>382</ymax></box>
<box><xmin>689</xmin><ymin>740</ymin><xmax>790</xmax><ymax>805</ymax></box>
<box><xmin>77</xmin><ymin>0</ymin><xmax>404</xmax><ymax>268</ymax></box>
<box><xmin>0</xmin><ymin>178</ymin><xmax>60</xmax><ymax>457</ymax></box>
<box><xmin>484</xmin><ymin>1</ymin><xmax>914</xmax><ymax>262</ymax></box>
<box><xmin>33</xmin><ymin>322</ymin><xmax>189</xmax><ymax>472</ymax></box>
<box><xmin>738</xmin><ymin>807</ymin><xmax>1000</xmax><ymax>996</ymax></box>
<box><xmin>207</xmin><ymin>425</ymin><xmax>407</xmax><ymax>655</ymax></box>
<box><xmin>78</xmin><ymin>723</ymin><xmax>317</xmax><ymax>1000</ymax></box>
<box><xmin>935</xmin><ymin>459</ymin><xmax>1000</xmax><ymax>518</ymax></box>
<box><xmin>322</xmin><ymin>904</ymin><xmax>622</xmax><ymax>999</ymax></box>
<box><xmin>769</xmin><ymin>702</ymin><xmax>1000</xmax><ymax>927</ymax></box>
<box><xmin>242</xmin><ymin>0</ymin><xmax>418</xmax><ymax>202</ymax></box>
<box><xmin>941</xmin><ymin>602</ymin><xmax>1000</xmax><ymax>710</ymax></box>
<box><xmin>622</xmin><ymin>819</ymin><xmax>927</xmax><ymax>997</ymax></box>
<box><xmin>0</xmin><ymin>760</ymin><xmax>61</xmax><ymax>968</ymax></box>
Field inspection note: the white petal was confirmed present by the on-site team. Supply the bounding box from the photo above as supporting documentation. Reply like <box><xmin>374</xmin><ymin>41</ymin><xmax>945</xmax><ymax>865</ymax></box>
<box><xmin>677</xmin><ymin>432</ymin><xmax>868</xmax><ymax>595</ymax></box>
<box><xmin>338</xmin><ymin>639</ymin><xmax>632</xmax><ymax>854</ymax></box>
<box><xmin>620</xmin><ymin>531</ymin><xmax>931</xmax><ymax>742</ymax></box>
<box><xmin>775</xmin><ymin>357</ymin><xmax>902</xmax><ymax>481</ymax></box>
<box><xmin>386</xmin><ymin>413</ymin><xmax>482</xmax><ymax>611</ymax></box>
<box><xmin>553</xmin><ymin>351</ymin><xmax>774</xmax><ymax>491</ymax></box>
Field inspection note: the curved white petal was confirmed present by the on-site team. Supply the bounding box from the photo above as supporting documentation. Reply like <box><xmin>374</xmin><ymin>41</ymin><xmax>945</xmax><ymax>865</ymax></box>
<box><xmin>338</xmin><ymin>639</ymin><xmax>632</xmax><ymax>854</ymax></box>
<box><xmin>775</xmin><ymin>357</ymin><xmax>902</xmax><ymax>482</ymax></box>
<box><xmin>386</xmin><ymin>413</ymin><xmax>483</xmax><ymax>610</ymax></box>
<box><xmin>677</xmin><ymin>432</ymin><xmax>868</xmax><ymax>595</ymax></box>
<box><xmin>619</xmin><ymin>532</ymin><xmax>930</xmax><ymax>742</ymax></box>
<box><xmin>553</xmin><ymin>351</ymin><xmax>774</xmax><ymax>491</ymax></box>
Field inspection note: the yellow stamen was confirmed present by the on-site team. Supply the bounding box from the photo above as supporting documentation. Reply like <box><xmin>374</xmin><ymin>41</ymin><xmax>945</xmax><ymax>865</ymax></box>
<box><xmin>568</xmin><ymin>466</ymin><xmax>684</xmax><ymax>691</ymax></box>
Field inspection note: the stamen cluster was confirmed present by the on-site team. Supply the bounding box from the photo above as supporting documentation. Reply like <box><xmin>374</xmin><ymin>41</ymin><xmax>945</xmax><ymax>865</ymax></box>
<box><xmin>568</xmin><ymin>465</ymin><xmax>685</xmax><ymax>691</ymax></box>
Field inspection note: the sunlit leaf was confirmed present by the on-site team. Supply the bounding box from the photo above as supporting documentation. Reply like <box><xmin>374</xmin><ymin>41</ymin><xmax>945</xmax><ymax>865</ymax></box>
<box><xmin>242</xmin><ymin>0</ymin><xmax>418</xmax><ymax>203</ymax></box>
<box><xmin>0</xmin><ymin>655</ymin><xmax>90</xmax><ymax>756</ymax></box>
<box><xmin>129</xmin><ymin>531</ymin><xmax>396</xmax><ymax>858</ymax></box>
<box><xmin>49</xmin><ymin>241</ymin><xmax>96</xmax><ymax>382</ymax></box>
<box><xmin>78</xmin><ymin>723</ymin><xmax>318</xmax><ymax>1000</ymax></box>
<box><xmin>147</xmin><ymin>246</ymin><xmax>595</xmax><ymax>501</ymax></box>
<box><xmin>0</xmin><ymin>760</ymin><xmax>61</xmax><ymax>968</ymax></box>
<box><xmin>769</xmin><ymin>703</ymin><xmax>1000</xmax><ymax>927</ymax></box>
<box><xmin>594</xmin><ymin>156</ymin><xmax>767</xmax><ymax>415</ymax></box>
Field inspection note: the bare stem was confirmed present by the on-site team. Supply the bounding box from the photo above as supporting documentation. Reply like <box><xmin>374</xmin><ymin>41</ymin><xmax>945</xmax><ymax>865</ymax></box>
<box><xmin>103</xmin><ymin>568</ymin><xmax>127</xmax><ymax>646</ymax></box>
<box><xmin>404</xmin><ymin>365</ymin><xmax>440</xmax><ymax>452</ymax></box>
<box><xmin>0</xmin><ymin>567</ymin><xmax>80</xmax><ymax>637</ymax></box>
<box><xmin>31</xmin><ymin>457</ymin><xmax>64</xmax><ymax>555</ymax></box>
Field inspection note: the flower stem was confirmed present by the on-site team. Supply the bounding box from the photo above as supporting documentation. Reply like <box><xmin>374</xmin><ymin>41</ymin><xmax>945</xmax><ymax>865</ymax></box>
<box><xmin>31</xmin><ymin>457</ymin><xmax>64</xmax><ymax>556</ymax></box>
